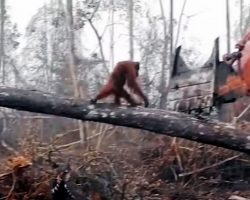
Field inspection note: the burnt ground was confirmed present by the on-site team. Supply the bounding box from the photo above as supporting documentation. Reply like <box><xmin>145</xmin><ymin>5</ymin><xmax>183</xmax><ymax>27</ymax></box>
<box><xmin>0</xmin><ymin>125</ymin><xmax>250</xmax><ymax>200</ymax></box>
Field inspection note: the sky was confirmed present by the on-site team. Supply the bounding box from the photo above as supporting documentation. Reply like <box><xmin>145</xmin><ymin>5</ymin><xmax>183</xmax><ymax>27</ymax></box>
<box><xmin>8</xmin><ymin>0</ymin><xmax>46</xmax><ymax>32</ymax></box>
<box><xmin>6</xmin><ymin>0</ymin><xmax>249</xmax><ymax>64</ymax></box>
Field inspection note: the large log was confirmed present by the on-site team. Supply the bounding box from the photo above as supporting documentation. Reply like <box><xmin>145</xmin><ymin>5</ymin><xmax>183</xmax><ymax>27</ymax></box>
<box><xmin>0</xmin><ymin>86</ymin><xmax>249</xmax><ymax>154</ymax></box>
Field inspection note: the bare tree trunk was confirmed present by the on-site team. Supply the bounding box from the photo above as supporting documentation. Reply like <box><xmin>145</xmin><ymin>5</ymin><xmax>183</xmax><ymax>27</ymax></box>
<box><xmin>174</xmin><ymin>0</ymin><xmax>187</xmax><ymax>49</ymax></box>
<box><xmin>226</xmin><ymin>0</ymin><xmax>231</xmax><ymax>53</ymax></box>
<box><xmin>169</xmin><ymin>0</ymin><xmax>173</xmax><ymax>64</ymax></box>
<box><xmin>109</xmin><ymin>0</ymin><xmax>115</xmax><ymax>69</ymax></box>
<box><xmin>66</xmin><ymin>0</ymin><xmax>86</xmax><ymax>143</ymax></box>
<box><xmin>66</xmin><ymin>0</ymin><xmax>78</xmax><ymax>96</ymax></box>
<box><xmin>50</xmin><ymin>0</ymin><xmax>63</xmax><ymax>89</ymax></box>
<box><xmin>87</xmin><ymin>18</ymin><xmax>109</xmax><ymax>73</ymax></box>
<box><xmin>128</xmin><ymin>0</ymin><xmax>134</xmax><ymax>60</ymax></box>
<box><xmin>0</xmin><ymin>0</ymin><xmax>5</xmax><ymax>84</ymax></box>
<box><xmin>240</xmin><ymin>0</ymin><xmax>243</xmax><ymax>36</ymax></box>
<box><xmin>43</xmin><ymin>4</ymin><xmax>50</xmax><ymax>91</ymax></box>
<box><xmin>84</xmin><ymin>1</ymin><xmax>109</xmax><ymax>73</ymax></box>
<box><xmin>159</xmin><ymin>0</ymin><xmax>168</xmax><ymax>109</ymax></box>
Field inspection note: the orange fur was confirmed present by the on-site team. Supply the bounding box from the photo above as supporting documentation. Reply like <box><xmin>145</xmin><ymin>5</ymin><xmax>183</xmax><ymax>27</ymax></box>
<box><xmin>91</xmin><ymin>61</ymin><xmax>148</xmax><ymax>107</ymax></box>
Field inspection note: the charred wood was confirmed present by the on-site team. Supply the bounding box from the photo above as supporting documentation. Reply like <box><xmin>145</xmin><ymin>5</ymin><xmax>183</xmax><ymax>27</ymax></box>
<box><xmin>0</xmin><ymin>87</ymin><xmax>248</xmax><ymax>154</ymax></box>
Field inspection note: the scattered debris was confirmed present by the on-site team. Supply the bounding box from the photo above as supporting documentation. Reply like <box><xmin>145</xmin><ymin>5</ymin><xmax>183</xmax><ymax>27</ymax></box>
<box><xmin>0</xmin><ymin>123</ymin><xmax>250</xmax><ymax>199</ymax></box>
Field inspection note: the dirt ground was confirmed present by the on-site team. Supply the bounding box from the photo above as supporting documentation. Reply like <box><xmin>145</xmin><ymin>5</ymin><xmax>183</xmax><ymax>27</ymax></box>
<box><xmin>0</xmin><ymin>125</ymin><xmax>250</xmax><ymax>200</ymax></box>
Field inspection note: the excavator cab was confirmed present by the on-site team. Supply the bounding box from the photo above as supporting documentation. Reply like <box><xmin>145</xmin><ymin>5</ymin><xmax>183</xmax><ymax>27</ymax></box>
<box><xmin>166</xmin><ymin>38</ymin><xmax>245</xmax><ymax>115</ymax></box>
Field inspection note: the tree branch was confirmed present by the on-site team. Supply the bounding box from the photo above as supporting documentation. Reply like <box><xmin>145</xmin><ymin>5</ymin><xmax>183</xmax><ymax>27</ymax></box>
<box><xmin>0</xmin><ymin>86</ymin><xmax>250</xmax><ymax>154</ymax></box>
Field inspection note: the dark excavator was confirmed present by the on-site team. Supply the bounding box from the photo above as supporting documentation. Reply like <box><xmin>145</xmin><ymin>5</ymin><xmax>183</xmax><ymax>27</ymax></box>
<box><xmin>166</xmin><ymin>29</ymin><xmax>250</xmax><ymax>121</ymax></box>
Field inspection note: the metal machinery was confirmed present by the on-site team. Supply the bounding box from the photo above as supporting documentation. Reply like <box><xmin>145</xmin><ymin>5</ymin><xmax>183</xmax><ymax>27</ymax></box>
<box><xmin>166</xmin><ymin>38</ymin><xmax>249</xmax><ymax>119</ymax></box>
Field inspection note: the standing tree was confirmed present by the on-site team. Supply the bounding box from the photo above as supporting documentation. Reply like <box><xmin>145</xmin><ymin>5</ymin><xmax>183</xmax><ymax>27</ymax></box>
<box><xmin>158</xmin><ymin>0</ymin><xmax>168</xmax><ymax>109</ymax></box>
<box><xmin>226</xmin><ymin>0</ymin><xmax>231</xmax><ymax>53</ymax></box>
<box><xmin>4</xmin><ymin>16</ymin><xmax>21</xmax><ymax>87</ymax></box>
<box><xmin>66</xmin><ymin>0</ymin><xmax>88</xmax><ymax>143</ymax></box>
<box><xmin>66</xmin><ymin>0</ymin><xmax>79</xmax><ymax>97</ymax></box>
<box><xmin>43</xmin><ymin>3</ymin><xmax>50</xmax><ymax>90</ymax></box>
<box><xmin>128</xmin><ymin>0</ymin><xmax>134</xmax><ymax>60</ymax></box>
<box><xmin>169</xmin><ymin>0</ymin><xmax>173</xmax><ymax>65</ymax></box>
<box><xmin>76</xmin><ymin>0</ymin><xmax>109</xmax><ymax>73</ymax></box>
<box><xmin>0</xmin><ymin>3</ymin><xmax>21</xmax><ymax>87</ymax></box>
<box><xmin>22</xmin><ymin>1</ymin><xmax>85</xmax><ymax>94</ymax></box>
<box><xmin>174</xmin><ymin>0</ymin><xmax>187</xmax><ymax>49</ymax></box>
<box><xmin>137</xmin><ymin>10</ymin><xmax>167</xmax><ymax>107</ymax></box>
<box><xmin>240</xmin><ymin>0</ymin><xmax>243</xmax><ymax>36</ymax></box>
<box><xmin>21</xmin><ymin>5</ymin><xmax>52</xmax><ymax>90</ymax></box>
<box><xmin>109</xmin><ymin>0</ymin><xmax>115</xmax><ymax>68</ymax></box>
<box><xmin>0</xmin><ymin>0</ymin><xmax>5</xmax><ymax>84</ymax></box>
<box><xmin>234</xmin><ymin>0</ymin><xmax>250</xmax><ymax>40</ymax></box>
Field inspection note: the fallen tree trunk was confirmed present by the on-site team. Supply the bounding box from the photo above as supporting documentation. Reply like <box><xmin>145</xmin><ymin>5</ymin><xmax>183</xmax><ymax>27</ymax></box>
<box><xmin>0</xmin><ymin>86</ymin><xmax>249</xmax><ymax>154</ymax></box>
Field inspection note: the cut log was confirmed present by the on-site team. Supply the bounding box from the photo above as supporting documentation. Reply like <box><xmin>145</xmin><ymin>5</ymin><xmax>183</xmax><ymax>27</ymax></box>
<box><xmin>0</xmin><ymin>86</ymin><xmax>249</xmax><ymax>154</ymax></box>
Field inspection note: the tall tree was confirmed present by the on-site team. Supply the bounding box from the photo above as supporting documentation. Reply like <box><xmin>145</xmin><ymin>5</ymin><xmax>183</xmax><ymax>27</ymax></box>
<box><xmin>159</xmin><ymin>0</ymin><xmax>168</xmax><ymax>109</ymax></box>
<box><xmin>128</xmin><ymin>0</ymin><xmax>134</xmax><ymax>60</ymax></box>
<box><xmin>109</xmin><ymin>0</ymin><xmax>115</xmax><ymax>68</ymax></box>
<box><xmin>137</xmin><ymin>11</ymin><xmax>163</xmax><ymax>106</ymax></box>
<box><xmin>4</xmin><ymin>21</ymin><xmax>21</xmax><ymax>86</ymax></box>
<box><xmin>226</xmin><ymin>0</ymin><xmax>231</xmax><ymax>53</ymax></box>
<box><xmin>240</xmin><ymin>0</ymin><xmax>243</xmax><ymax>36</ymax></box>
<box><xmin>66</xmin><ymin>0</ymin><xmax>86</xmax><ymax>143</ymax></box>
<box><xmin>0</xmin><ymin>0</ymin><xmax>5</xmax><ymax>84</ymax></box>
<box><xmin>22</xmin><ymin>5</ymin><xmax>54</xmax><ymax>90</ymax></box>
<box><xmin>169</xmin><ymin>0</ymin><xmax>173</xmax><ymax>65</ymax></box>
<box><xmin>174</xmin><ymin>0</ymin><xmax>187</xmax><ymax>49</ymax></box>
<box><xmin>0</xmin><ymin>2</ymin><xmax>21</xmax><ymax>87</ymax></box>
<box><xmin>234</xmin><ymin>0</ymin><xmax>250</xmax><ymax>42</ymax></box>
<box><xmin>43</xmin><ymin>3</ymin><xmax>49</xmax><ymax>90</ymax></box>
<box><xmin>66</xmin><ymin>0</ymin><xmax>79</xmax><ymax>97</ymax></box>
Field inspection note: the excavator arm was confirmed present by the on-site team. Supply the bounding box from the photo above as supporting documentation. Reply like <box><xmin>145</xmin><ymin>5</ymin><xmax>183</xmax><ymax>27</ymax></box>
<box><xmin>166</xmin><ymin>38</ymin><xmax>247</xmax><ymax>115</ymax></box>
